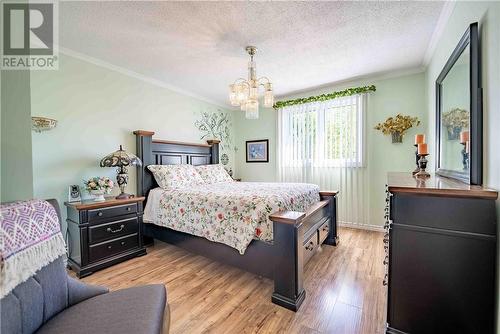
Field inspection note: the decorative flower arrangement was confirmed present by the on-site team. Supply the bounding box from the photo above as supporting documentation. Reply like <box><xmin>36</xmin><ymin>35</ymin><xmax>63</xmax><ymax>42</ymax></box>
<box><xmin>84</xmin><ymin>177</ymin><xmax>113</xmax><ymax>201</ymax></box>
<box><xmin>442</xmin><ymin>108</ymin><xmax>469</xmax><ymax>140</ymax></box>
<box><xmin>374</xmin><ymin>114</ymin><xmax>420</xmax><ymax>143</ymax></box>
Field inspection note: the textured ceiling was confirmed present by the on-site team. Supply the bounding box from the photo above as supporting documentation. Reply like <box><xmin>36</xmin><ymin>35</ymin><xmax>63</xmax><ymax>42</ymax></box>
<box><xmin>59</xmin><ymin>1</ymin><xmax>445</xmax><ymax>107</ymax></box>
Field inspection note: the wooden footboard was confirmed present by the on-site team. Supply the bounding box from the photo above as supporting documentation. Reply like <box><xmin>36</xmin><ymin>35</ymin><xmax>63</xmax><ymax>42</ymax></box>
<box><xmin>269</xmin><ymin>191</ymin><xmax>339</xmax><ymax>311</ymax></box>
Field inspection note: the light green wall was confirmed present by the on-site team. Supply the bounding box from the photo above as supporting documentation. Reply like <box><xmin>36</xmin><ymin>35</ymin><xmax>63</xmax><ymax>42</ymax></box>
<box><xmin>234</xmin><ymin>72</ymin><xmax>427</xmax><ymax>227</ymax></box>
<box><xmin>1</xmin><ymin>70</ymin><xmax>34</xmax><ymax>202</ymax></box>
<box><xmin>424</xmin><ymin>2</ymin><xmax>500</xmax><ymax>330</ymax></box>
<box><xmin>233</xmin><ymin>106</ymin><xmax>277</xmax><ymax>182</ymax></box>
<box><xmin>30</xmin><ymin>54</ymin><xmax>234</xmax><ymax>227</ymax></box>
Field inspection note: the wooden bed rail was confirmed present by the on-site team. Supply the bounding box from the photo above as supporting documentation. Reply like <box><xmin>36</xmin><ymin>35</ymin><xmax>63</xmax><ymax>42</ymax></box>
<box><xmin>269</xmin><ymin>192</ymin><xmax>339</xmax><ymax>311</ymax></box>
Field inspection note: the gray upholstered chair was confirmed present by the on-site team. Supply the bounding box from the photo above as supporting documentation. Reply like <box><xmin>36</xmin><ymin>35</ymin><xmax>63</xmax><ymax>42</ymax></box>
<box><xmin>0</xmin><ymin>199</ymin><xmax>170</xmax><ymax>334</ymax></box>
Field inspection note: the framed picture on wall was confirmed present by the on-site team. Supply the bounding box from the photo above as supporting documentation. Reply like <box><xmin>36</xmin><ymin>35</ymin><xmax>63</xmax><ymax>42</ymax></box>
<box><xmin>246</xmin><ymin>139</ymin><xmax>269</xmax><ymax>163</ymax></box>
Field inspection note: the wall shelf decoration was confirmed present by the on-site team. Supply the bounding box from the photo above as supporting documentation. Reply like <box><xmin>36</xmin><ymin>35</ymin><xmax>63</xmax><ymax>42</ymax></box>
<box><xmin>31</xmin><ymin>116</ymin><xmax>57</xmax><ymax>133</ymax></box>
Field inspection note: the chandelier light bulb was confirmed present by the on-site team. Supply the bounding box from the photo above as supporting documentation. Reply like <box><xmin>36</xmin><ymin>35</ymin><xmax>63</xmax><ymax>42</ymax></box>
<box><xmin>229</xmin><ymin>84</ymin><xmax>239</xmax><ymax>106</ymax></box>
<box><xmin>245</xmin><ymin>99</ymin><xmax>259</xmax><ymax>119</ymax></box>
<box><xmin>264</xmin><ymin>90</ymin><xmax>274</xmax><ymax>108</ymax></box>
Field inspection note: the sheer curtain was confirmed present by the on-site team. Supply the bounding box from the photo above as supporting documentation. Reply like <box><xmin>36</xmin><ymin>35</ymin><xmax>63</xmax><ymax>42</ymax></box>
<box><xmin>277</xmin><ymin>94</ymin><xmax>369</xmax><ymax>225</ymax></box>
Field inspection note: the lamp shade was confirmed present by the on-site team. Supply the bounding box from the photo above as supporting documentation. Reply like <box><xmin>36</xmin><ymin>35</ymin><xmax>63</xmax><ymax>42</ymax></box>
<box><xmin>99</xmin><ymin>145</ymin><xmax>142</xmax><ymax>168</ymax></box>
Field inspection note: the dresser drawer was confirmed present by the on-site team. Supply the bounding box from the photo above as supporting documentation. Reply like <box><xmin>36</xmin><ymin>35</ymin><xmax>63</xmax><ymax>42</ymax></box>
<box><xmin>303</xmin><ymin>231</ymin><xmax>319</xmax><ymax>264</ymax></box>
<box><xmin>88</xmin><ymin>234</ymin><xmax>139</xmax><ymax>263</ymax></box>
<box><xmin>88</xmin><ymin>203</ymin><xmax>137</xmax><ymax>223</ymax></box>
<box><xmin>392</xmin><ymin>194</ymin><xmax>497</xmax><ymax>235</ymax></box>
<box><xmin>318</xmin><ymin>219</ymin><xmax>330</xmax><ymax>244</ymax></box>
<box><xmin>88</xmin><ymin>217</ymin><xmax>139</xmax><ymax>244</ymax></box>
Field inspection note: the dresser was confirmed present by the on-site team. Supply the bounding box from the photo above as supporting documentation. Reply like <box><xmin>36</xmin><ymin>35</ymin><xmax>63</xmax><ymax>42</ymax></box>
<box><xmin>65</xmin><ymin>197</ymin><xmax>147</xmax><ymax>278</ymax></box>
<box><xmin>385</xmin><ymin>173</ymin><xmax>498</xmax><ymax>334</ymax></box>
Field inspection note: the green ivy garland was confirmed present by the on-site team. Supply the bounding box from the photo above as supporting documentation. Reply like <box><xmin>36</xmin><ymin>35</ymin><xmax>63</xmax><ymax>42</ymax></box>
<box><xmin>273</xmin><ymin>85</ymin><xmax>376</xmax><ymax>109</ymax></box>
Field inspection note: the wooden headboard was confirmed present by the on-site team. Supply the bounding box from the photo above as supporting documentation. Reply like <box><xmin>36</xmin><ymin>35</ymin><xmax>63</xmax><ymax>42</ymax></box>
<box><xmin>134</xmin><ymin>130</ymin><xmax>220</xmax><ymax>199</ymax></box>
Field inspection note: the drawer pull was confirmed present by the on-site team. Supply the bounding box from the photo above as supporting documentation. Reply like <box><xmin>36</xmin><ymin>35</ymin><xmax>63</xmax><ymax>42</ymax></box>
<box><xmin>107</xmin><ymin>245</ymin><xmax>112</xmax><ymax>250</ymax></box>
<box><xmin>126</xmin><ymin>207</ymin><xmax>131</xmax><ymax>211</ymax></box>
<box><xmin>107</xmin><ymin>224</ymin><xmax>125</xmax><ymax>233</ymax></box>
<box><xmin>305</xmin><ymin>241</ymin><xmax>315</xmax><ymax>251</ymax></box>
<box><xmin>98</xmin><ymin>212</ymin><xmax>103</xmax><ymax>217</ymax></box>
<box><xmin>121</xmin><ymin>241</ymin><xmax>126</xmax><ymax>246</ymax></box>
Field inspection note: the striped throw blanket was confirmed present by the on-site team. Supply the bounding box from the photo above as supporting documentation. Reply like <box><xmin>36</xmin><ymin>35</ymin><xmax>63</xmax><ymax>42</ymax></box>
<box><xmin>0</xmin><ymin>199</ymin><xmax>66</xmax><ymax>298</ymax></box>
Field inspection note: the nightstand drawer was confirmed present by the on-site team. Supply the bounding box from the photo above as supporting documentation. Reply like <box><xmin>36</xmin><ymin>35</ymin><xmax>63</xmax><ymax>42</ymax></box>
<box><xmin>89</xmin><ymin>217</ymin><xmax>139</xmax><ymax>244</ymax></box>
<box><xmin>89</xmin><ymin>234</ymin><xmax>138</xmax><ymax>263</ymax></box>
<box><xmin>88</xmin><ymin>203</ymin><xmax>137</xmax><ymax>223</ymax></box>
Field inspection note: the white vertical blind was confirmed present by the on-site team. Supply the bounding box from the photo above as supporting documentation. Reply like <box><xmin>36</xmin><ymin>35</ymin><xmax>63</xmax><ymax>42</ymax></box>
<box><xmin>277</xmin><ymin>94</ymin><xmax>368</xmax><ymax>225</ymax></box>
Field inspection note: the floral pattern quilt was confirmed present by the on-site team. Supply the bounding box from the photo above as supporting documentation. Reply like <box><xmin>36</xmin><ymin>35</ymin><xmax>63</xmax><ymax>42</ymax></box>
<box><xmin>144</xmin><ymin>182</ymin><xmax>320</xmax><ymax>254</ymax></box>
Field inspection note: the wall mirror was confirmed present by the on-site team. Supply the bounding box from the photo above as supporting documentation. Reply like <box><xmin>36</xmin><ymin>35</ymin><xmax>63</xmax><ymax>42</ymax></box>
<box><xmin>436</xmin><ymin>22</ymin><xmax>482</xmax><ymax>185</ymax></box>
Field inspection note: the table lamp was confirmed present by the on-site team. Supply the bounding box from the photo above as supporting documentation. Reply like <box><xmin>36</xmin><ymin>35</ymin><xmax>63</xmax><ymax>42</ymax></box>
<box><xmin>100</xmin><ymin>145</ymin><xmax>142</xmax><ymax>199</ymax></box>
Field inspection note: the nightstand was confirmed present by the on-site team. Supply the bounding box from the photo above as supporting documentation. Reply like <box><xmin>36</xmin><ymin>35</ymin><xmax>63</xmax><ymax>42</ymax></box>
<box><xmin>65</xmin><ymin>196</ymin><xmax>147</xmax><ymax>278</ymax></box>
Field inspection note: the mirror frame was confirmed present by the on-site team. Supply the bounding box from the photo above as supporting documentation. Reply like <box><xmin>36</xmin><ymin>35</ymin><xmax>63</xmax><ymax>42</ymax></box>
<box><xmin>436</xmin><ymin>22</ymin><xmax>482</xmax><ymax>185</ymax></box>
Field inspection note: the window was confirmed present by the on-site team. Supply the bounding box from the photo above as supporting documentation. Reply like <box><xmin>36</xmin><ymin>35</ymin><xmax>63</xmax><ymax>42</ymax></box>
<box><xmin>278</xmin><ymin>94</ymin><xmax>365</xmax><ymax>168</ymax></box>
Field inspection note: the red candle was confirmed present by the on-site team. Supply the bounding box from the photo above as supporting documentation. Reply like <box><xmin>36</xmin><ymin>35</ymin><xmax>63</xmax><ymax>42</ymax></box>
<box><xmin>415</xmin><ymin>134</ymin><xmax>425</xmax><ymax>145</ymax></box>
<box><xmin>418</xmin><ymin>143</ymin><xmax>428</xmax><ymax>155</ymax></box>
<box><xmin>460</xmin><ymin>131</ymin><xmax>469</xmax><ymax>144</ymax></box>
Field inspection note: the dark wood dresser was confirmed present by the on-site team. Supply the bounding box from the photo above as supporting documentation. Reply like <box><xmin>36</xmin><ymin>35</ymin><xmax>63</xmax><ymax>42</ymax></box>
<box><xmin>385</xmin><ymin>173</ymin><xmax>498</xmax><ymax>334</ymax></box>
<box><xmin>65</xmin><ymin>197</ymin><xmax>147</xmax><ymax>278</ymax></box>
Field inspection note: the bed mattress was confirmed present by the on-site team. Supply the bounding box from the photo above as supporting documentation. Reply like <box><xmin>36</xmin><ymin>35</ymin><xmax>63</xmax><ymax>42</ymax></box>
<box><xmin>144</xmin><ymin>181</ymin><xmax>320</xmax><ymax>254</ymax></box>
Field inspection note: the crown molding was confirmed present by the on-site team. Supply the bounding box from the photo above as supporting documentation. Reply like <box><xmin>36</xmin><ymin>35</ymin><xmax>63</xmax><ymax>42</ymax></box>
<box><xmin>276</xmin><ymin>66</ymin><xmax>425</xmax><ymax>100</ymax></box>
<box><xmin>422</xmin><ymin>1</ymin><xmax>456</xmax><ymax>66</ymax></box>
<box><xmin>57</xmin><ymin>46</ymin><xmax>229</xmax><ymax>110</ymax></box>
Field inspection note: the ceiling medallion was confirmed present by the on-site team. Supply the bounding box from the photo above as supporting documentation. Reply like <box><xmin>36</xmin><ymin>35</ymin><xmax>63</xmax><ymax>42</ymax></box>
<box><xmin>229</xmin><ymin>46</ymin><xmax>274</xmax><ymax>119</ymax></box>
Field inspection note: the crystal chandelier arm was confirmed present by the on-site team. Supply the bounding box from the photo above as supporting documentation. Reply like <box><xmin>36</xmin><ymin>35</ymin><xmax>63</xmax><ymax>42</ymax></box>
<box><xmin>233</xmin><ymin>78</ymin><xmax>250</xmax><ymax>85</ymax></box>
<box><xmin>257</xmin><ymin>76</ymin><xmax>271</xmax><ymax>84</ymax></box>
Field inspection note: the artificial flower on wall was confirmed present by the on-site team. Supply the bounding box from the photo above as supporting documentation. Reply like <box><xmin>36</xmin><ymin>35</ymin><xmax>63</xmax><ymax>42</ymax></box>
<box><xmin>374</xmin><ymin>114</ymin><xmax>420</xmax><ymax>143</ymax></box>
<box><xmin>442</xmin><ymin>108</ymin><xmax>469</xmax><ymax>140</ymax></box>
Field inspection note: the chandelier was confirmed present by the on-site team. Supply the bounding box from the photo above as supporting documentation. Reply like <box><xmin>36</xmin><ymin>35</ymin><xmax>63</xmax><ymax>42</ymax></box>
<box><xmin>229</xmin><ymin>46</ymin><xmax>274</xmax><ymax>119</ymax></box>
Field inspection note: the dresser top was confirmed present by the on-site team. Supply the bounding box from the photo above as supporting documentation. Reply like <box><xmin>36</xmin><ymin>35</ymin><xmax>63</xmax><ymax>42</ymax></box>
<box><xmin>387</xmin><ymin>173</ymin><xmax>498</xmax><ymax>200</ymax></box>
<box><xmin>65</xmin><ymin>196</ymin><xmax>145</xmax><ymax>210</ymax></box>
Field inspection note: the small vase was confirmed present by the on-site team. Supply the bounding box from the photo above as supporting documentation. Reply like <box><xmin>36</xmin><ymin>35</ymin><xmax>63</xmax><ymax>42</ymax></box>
<box><xmin>447</xmin><ymin>126</ymin><xmax>461</xmax><ymax>140</ymax></box>
<box><xmin>391</xmin><ymin>132</ymin><xmax>403</xmax><ymax>143</ymax></box>
<box><xmin>90</xmin><ymin>189</ymin><xmax>105</xmax><ymax>202</ymax></box>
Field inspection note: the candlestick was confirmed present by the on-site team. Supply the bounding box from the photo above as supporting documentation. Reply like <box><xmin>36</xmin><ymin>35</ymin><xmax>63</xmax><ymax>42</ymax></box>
<box><xmin>412</xmin><ymin>144</ymin><xmax>420</xmax><ymax>175</ymax></box>
<box><xmin>415</xmin><ymin>154</ymin><xmax>430</xmax><ymax>178</ymax></box>
<box><xmin>417</xmin><ymin>143</ymin><xmax>428</xmax><ymax>155</ymax></box>
<box><xmin>460</xmin><ymin>130</ymin><xmax>469</xmax><ymax>144</ymax></box>
<box><xmin>415</xmin><ymin>134</ymin><xmax>425</xmax><ymax>145</ymax></box>
<box><xmin>461</xmin><ymin>142</ymin><xmax>469</xmax><ymax>170</ymax></box>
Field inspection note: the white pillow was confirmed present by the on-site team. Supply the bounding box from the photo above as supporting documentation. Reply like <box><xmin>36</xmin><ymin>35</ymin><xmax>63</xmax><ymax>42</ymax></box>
<box><xmin>195</xmin><ymin>164</ymin><xmax>233</xmax><ymax>184</ymax></box>
<box><xmin>147</xmin><ymin>164</ymin><xmax>205</xmax><ymax>189</ymax></box>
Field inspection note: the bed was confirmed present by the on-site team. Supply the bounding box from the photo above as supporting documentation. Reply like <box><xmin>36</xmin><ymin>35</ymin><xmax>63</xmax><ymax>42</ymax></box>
<box><xmin>134</xmin><ymin>130</ymin><xmax>339</xmax><ymax>311</ymax></box>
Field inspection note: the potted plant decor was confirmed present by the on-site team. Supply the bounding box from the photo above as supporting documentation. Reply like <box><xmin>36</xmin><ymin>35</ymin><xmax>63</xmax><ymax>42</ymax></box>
<box><xmin>84</xmin><ymin>177</ymin><xmax>114</xmax><ymax>201</ymax></box>
<box><xmin>374</xmin><ymin>114</ymin><xmax>420</xmax><ymax>143</ymax></box>
<box><xmin>442</xmin><ymin>108</ymin><xmax>469</xmax><ymax>140</ymax></box>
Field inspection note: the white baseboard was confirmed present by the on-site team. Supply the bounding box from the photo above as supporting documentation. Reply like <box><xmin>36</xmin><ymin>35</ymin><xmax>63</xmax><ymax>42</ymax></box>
<box><xmin>339</xmin><ymin>221</ymin><xmax>385</xmax><ymax>232</ymax></box>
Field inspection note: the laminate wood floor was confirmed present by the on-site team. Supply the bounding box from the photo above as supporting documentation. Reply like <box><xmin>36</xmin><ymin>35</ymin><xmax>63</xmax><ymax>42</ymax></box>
<box><xmin>78</xmin><ymin>227</ymin><xmax>387</xmax><ymax>334</ymax></box>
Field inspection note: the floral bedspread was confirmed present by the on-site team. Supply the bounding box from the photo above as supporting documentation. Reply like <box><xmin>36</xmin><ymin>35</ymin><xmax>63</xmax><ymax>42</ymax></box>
<box><xmin>144</xmin><ymin>182</ymin><xmax>320</xmax><ymax>254</ymax></box>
